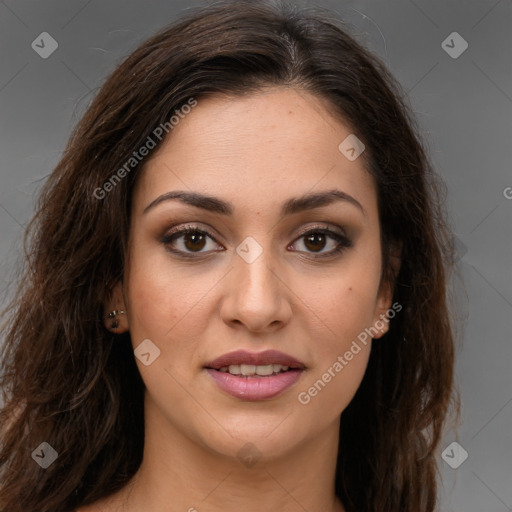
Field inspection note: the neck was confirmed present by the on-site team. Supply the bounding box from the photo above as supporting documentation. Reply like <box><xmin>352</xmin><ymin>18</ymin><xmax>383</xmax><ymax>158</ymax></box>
<box><xmin>105</xmin><ymin>395</ymin><xmax>345</xmax><ymax>512</ymax></box>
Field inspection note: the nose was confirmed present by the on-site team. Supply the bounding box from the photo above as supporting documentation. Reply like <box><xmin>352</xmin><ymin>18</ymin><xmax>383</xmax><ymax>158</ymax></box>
<box><xmin>220</xmin><ymin>238</ymin><xmax>293</xmax><ymax>334</ymax></box>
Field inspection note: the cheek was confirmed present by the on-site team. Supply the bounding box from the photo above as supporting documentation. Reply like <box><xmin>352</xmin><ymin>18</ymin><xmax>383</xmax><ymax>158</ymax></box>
<box><xmin>126</xmin><ymin>246</ymin><xmax>208</xmax><ymax>338</ymax></box>
<box><xmin>296</xmin><ymin>283</ymin><xmax>373</xmax><ymax>416</ymax></box>
<box><xmin>298</xmin><ymin>262</ymin><xmax>381</xmax><ymax>352</ymax></box>
<box><xmin>298</xmin><ymin>345</ymin><xmax>371</xmax><ymax>421</ymax></box>
<box><xmin>125</xmin><ymin>246</ymin><xmax>232</xmax><ymax>389</ymax></box>
<box><xmin>124</xmin><ymin>256</ymin><xmax>203</xmax><ymax>416</ymax></box>
<box><xmin>124</xmin><ymin>252</ymin><xmax>196</xmax><ymax>370</ymax></box>
<box><xmin>305</xmin><ymin>282</ymin><xmax>374</xmax><ymax>373</ymax></box>
<box><xmin>292</xmin><ymin>263</ymin><xmax>379</xmax><ymax>414</ymax></box>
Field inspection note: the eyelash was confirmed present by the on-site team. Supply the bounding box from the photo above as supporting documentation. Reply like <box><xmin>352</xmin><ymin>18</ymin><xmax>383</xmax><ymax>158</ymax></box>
<box><xmin>161</xmin><ymin>223</ymin><xmax>353</xmax><ymax>260</ymax></box>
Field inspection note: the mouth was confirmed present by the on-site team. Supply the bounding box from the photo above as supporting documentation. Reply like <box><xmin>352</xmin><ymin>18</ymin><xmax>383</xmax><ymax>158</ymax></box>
<box><xmin>204</xmin><ymin>349</ymin><xmax>306</xmax><ymax>400</ymax></box>
<box><xmin>215</xmin><ymin>363</ymin><xmax>295</xmax><ymax>376</ymax></box>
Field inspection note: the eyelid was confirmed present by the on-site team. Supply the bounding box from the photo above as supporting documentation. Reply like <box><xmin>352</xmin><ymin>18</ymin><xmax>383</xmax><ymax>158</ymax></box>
<box><xmin>161</xmin><ymin>223</ymin><xmax>222</xmax><ymax>247</ymax></box>
<box><xmin>162</xmin><ymin>222</ymin><xmax>346</xmax><ymax>241</ymax></box>
<box><xmin>293</xmin><ymin>222</ymin><xmax>346</xmax><ymax>239</ymax></box>
<box><xmin>161</xmin><ymin>222</ymin><xmax>352</xmax><ymax>257</ymax></box>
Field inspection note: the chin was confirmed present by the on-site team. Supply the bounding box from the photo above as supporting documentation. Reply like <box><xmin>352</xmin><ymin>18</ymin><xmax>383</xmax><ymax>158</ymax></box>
<box><xmin>191</xmin><ymin>409</ymin><xmax>312</xmax><ymax>463</ymax></box>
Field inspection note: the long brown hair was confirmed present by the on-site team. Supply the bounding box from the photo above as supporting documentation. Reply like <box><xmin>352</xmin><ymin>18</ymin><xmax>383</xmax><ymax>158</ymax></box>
<box><xmin>0</xmin><ymin>1</ymin><xmax>459</xmax><ymax>511</ymax></box>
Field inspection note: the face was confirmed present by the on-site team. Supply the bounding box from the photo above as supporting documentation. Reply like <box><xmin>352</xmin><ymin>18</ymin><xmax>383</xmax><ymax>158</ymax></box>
<box><xmin>107</xmin><ymin>87</ymin><xmax>397</xmax><ymax>462</ymax></box>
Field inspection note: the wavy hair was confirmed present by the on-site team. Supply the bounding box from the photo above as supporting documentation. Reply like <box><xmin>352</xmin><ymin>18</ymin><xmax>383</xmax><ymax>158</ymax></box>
<box><xmin>0</xmin><ymin>1</ymin><xmax>459</xmax><ymax>511</ymax></box>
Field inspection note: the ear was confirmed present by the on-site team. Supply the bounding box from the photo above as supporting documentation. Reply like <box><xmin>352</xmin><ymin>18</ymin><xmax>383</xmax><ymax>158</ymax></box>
<box><xmin>372</xmin><ymin>242</ymin><xmax>402</xmax><ymax>339</ymax></box>
<box><xmin>103</xmin><ymin>281</ymin><xmax>129</xmax><ymax>334</ymax></box>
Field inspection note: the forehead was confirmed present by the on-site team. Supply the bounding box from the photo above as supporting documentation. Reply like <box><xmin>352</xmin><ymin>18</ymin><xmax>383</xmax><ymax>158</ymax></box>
<box><xmin>134</xmin><ymin>87</ymin><xmax>377</xmax><ymax>217</ymax></box>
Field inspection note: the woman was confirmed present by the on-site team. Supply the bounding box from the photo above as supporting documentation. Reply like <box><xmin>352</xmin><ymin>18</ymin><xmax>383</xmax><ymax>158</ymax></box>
<box><xmin>0</xmin><ymin>1</ymin><xmax>459</xmax><ymax>511</ymax></box>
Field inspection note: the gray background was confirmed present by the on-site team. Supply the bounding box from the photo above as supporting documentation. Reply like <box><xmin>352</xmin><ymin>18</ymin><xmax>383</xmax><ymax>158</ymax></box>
<box><xmin>0</xmin><ymin>0</ymin><xmax>511</xmax><ymax>510</ymax></box>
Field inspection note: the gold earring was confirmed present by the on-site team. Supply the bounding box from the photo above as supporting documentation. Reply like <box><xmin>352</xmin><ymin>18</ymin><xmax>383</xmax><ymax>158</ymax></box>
<box><xmin>106</xmin><ymin>310</ymin><xmax>126</xmax><ymax>329</ymax></box>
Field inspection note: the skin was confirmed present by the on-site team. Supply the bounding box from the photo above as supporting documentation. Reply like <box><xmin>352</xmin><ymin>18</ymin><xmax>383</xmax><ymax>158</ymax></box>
<box><xmin>81</xmin><ymin>87</ymin><xmax>400</xmax><ymax>512</ymax></box>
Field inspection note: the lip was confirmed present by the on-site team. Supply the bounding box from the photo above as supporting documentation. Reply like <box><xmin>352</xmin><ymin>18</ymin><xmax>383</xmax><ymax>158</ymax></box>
<box><xmin>204</xmin><ymin>349</ymin><xmax>306</xmax><ymax>401</ymax></box>
<box><xmin>204</xmin><ymin>349</ymin><xmax>306</xmax><ymax>370</ymax></box>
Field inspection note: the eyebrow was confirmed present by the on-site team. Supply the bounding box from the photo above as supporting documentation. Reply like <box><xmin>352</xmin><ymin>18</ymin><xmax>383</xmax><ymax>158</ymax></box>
<box><xmin>143</xmin><ymin>188</ymin><xmax>365</xmax><ymax>216</ymax></box>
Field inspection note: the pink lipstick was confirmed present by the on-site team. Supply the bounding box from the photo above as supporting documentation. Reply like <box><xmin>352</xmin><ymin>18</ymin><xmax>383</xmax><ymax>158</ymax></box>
<box><xmin>204</xmin><ymin>349</ymin><xmax>305</xmax><ymax>400</ymax></box>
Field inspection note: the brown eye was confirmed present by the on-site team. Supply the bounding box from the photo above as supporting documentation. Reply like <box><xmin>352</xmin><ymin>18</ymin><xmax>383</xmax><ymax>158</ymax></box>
<box><xmin>161</xmin><ymin>224</ymin><xmax>352</xmax><ymax>260</ymax></box>
<box><xmin>303</xmin><ymin>232</ymin><xmax>327</xmax><ymax>252</ymax></box>
<box><xmin>182</xmin><ymin>232</ymin><xmax>207</xmax><ymax>252</ymax></box>
<box><xmin>162</xmin><ymin>226</ymin><xmax>221</xmax><ymax>257</ymax></box>
<box><xmin>290</xmin><ymin>227</ymin><xmax>352</xmax><ymax>257</ymax></box>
